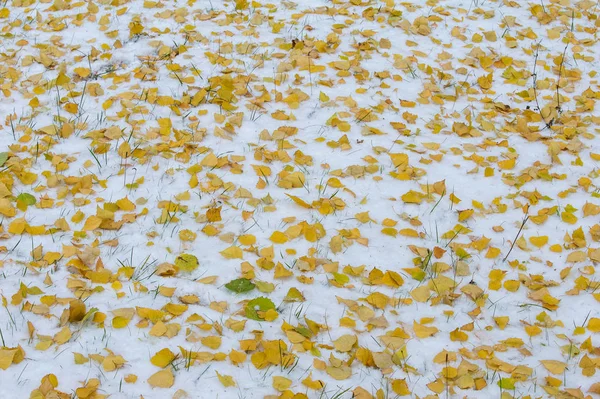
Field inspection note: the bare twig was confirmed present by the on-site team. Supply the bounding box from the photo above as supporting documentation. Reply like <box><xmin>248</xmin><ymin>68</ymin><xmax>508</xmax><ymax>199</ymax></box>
<box><xmin>556</xmin><ymin>43</ymin><xmax>569</xmax><ymax>115</ymax></box>
<box><xmin>503</xmin><ymin>214</ymin><xmax>529</xmax><ymax>262</ymax></box>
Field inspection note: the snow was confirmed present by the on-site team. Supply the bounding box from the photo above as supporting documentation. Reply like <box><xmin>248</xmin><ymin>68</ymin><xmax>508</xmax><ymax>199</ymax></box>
<box><xmin>1</xmin><ymin>0</ymin><xmax>599</xmax><ymax>398</ymax></box>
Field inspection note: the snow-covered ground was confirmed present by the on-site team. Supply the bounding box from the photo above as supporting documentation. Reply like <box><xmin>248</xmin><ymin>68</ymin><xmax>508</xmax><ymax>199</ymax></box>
<box><xmin>1</xmin><ymin>0</ymin><xmax>600</xmax><ymax>397</ymax></box>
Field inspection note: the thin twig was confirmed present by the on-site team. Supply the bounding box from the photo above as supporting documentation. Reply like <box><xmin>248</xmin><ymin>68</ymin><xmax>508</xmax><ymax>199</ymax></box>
<box><xmin>503</xmin><ymin>215</ymin><xmax>529</xmax><ymax>262</ymax></box>
<box><xmin>531</xmin><ymin>42</ymin><xmax>551</xmax><ymax>129</ymax></box>
<box><xmin>556</xmin><ymin>43</ymin><xmax>569</xmax><ymax>115</ymax></box>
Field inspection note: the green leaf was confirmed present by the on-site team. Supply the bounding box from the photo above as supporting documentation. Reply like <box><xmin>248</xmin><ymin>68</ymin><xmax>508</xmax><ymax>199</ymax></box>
<box><xmin>332</xmin><ymin>272</ymin><xmax>349</xmax><ymax>285</ymax></box>
<box><xmin>294</xmin><ymin>326</ymin><xmax>312</xmax><ymax>338</ymax></box>
<box><xmin>497</xmin><ymin>378</ymin><xmax>515</xmax><ymax>390</ymax></box>
<box><xmin>225</xmin><ymin>278</ymin><xmax>255</xmax><ymax>293</ymax></box>
<box><xmin>245</xmin><ymin>297</ymin><xmax>276</xmax><ymax>320</ymax></box>
<box><xmin>17</xmin><ymin>193</ymin><xmax>36</xmax><ymax>205</ymax></box>
<box><xmin>0</xmin><ymin>152</ymin><xmax>7</xmax><ymax>167</ymax></box>
<box><xmin>175</xmin><ymin>254</ymin><xmax>199</xmax><ymax>272</ymax></box>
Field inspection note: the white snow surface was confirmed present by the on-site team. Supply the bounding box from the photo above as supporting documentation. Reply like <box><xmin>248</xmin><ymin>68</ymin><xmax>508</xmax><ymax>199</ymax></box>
<box><xmin>0</xmin><ymin>0</ymin><xmax>599</xmax><ymax>398</ymax></box>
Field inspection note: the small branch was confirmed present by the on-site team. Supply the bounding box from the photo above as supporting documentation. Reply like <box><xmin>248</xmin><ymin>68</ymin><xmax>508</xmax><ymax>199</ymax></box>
<box><xmin>503</xmin><ymin>214</ymin><xmax>529</xmax><ymax>262</ymax></box>
<box><xmin>556</xmin><ymin>43</ymin><xmax>568</xmax><ymax>115</ymax></box>
<box><xmin>531</xmin><ymin>42</ymin><xmax>551</xmax><ymax>129</ymax></box>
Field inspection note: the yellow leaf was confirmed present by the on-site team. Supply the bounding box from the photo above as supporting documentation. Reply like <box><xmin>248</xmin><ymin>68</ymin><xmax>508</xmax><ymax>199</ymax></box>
<box><xmin>284</xmin><ymin>287</ymin><xmax>304</xmax><ymax>302</ymax></box>
<box><xmin>503</xmin><ymin>280</ymin><xmax>520</xmax><ymax>292</ymax></box>
<box><xmin>175</xmin><ymin>254</ymin><xmax>199</xmax><ymax>272</ymax></box>
<box><xmin>588</xmin><ymin>317</ymin><xmax>600</xmax><ymax>332</ymax></box>
<box><xmin>8</xmin><ymin>218</ymin><xmax>26</xmax><ymax>235</ymax></box>
<box><xmin>589</xmin><ymin>382</ymin><xmax>600</xmax><ymax>394</ymax></box>
<box><xmin>333</xmin><ymin>335</ymin><xmax>357</xmax><ymax>352</ymax></box>
<box><xmin>391</xmin><ymin>379</ymin><xmax>410</xmax><ymax>395</ymax></box>
<box><xmin>458</xmin><ymin>209</ymin><xmax>474</xmax><ymax>222</ymax></box>
<box><xmin>83</xmin><ymin>216</ymin><xmax>102</xmax><ymax>231</ymax></box>
<box><xmin>272</xmin><ymin>376</ymin><xmax>292</xmax><ymax>392</ymax></box>
<box><xmin>494</xmin><ymin>316</ymin><xmax>509</xmax><ymax>330</ymax></box>
<box><xmin>561</xmin><ymin>211</ymin><xmax>577</xmax><ymax>224</ymax></box>
<box><xmin>73</xmin><ymin>352</ymin><xmax>88</xmax><ymax>364</ymax></box>
<box><xmin>201</xmin><ymin>153</ymin><xmax>218</xmax><ymax>167</ymax></box>
<box><xmin>151</xmin><ymin>348</ymin><xmax>176</xmax><ymax>368</ymax></box>
<box><xmin>325</xmin><ymin>365</ymin><xmax>352</xmax><ymax>380</ymax></box>
<box><xmin>238</xmin><ymin>234</ymin><xmax>256</xmax><ymax>246</ymax></box>
<box><xmin>401</xmin><ymin>190</ymin><xmax>423</xmax><ymax>204</ymax></box>
<box><xmin>201</xmin><ymin>336</ymin><xmax>222</xmax><ymax>350</ymax></box>
<box><xmin>269</xmin><ymin>231</ymin><xmax>288</xmax><ymax>244</ymax></box>
<box><xmin>112</xmin><ymin>316</ymin><xmax>130</xmax><ymax>329</ymax></box>
<box><xmin>365</xmin><ymin>292</ymin><xmax>389</xmax><ymax>309</ymax></box>
<box><xmin>540</xmin><ymin>360</ymin><xmax>566</xmax><ymax>375</ymax></box>
<box><xmin>0</xmin><ymin>346</ymin><xmax>25</xmax><ymax>370</ymax></box>
<box><xmin>220</xmin><ymin>246</ymin><xmax>243</xmax><ymax>259</ymax></box>
<box><xmin>485</xmin><ymin>247</ymin><xmax>501</xmax><ymax>258</ymax></box>
<box><xmin>449</xmin><ymin>328</ymin><xmax>468</xmax><ymax>342</ymax></box>
<box><xmin>179</xmin><ymin>229</ymin><xmax>197</xmax><ymax>242</ymax></box>
<box><xmin>252</xmin><ymin>165</ymin><xmax>272</xmax><ymax>177</ymax></box>
<box><xmin>529</xmin><ymin>236</ymin><xmax>548</xmax><ymax>248</ymax></box>
<box><xmin>411</xmin><ymin>286</ymin><xmax>430</xmax><ymax>302</ymax></box>
<box><xmin>583</xmin><ymin>202</ymin><xmax>600</xmax><ymax>217</ymax></box>
<box><xmin>64</xmin><ymin>103</ymin><xmax>78</xmax><ymax>114</ymax></box>
<box><xmin>525</xmin><ymin>325</ymin><xmax>542</xmax><ymax>337</ymax></box>
<box><xmin>229</xmin><ymin>349</ymin><xmax>246</xmax><ymax>366</ymax></box>
<box><xmin>216</xmin><ymin>371</ymin><xmax>236</xmax><ymax>387</ymax></box>
<box><xmin>74</xmin><ymin>67</ymin><xmax>91</xmax><ymax>78</ymax></box>
<box><xmin>116</xmin><ymin>197</ymin><xmax>136</xmax><ymax>211</ymax></box>
<box><xmin>54</xmin><ymin>327</ymin><xmax>72</xmax><ymax>344</ymax></box>
<box><xmin>263</xmin><ymin>308</ymin><xmax>279</xmax><ymax>321</ymax></box>
<box><xmin>413</xmin><ymin>322</ymin><xmax>438</xmax><ymax>338</ymax></box>
<box><xmin>286</xmin><ymin>194</ymin><xmax>311</xmax><ymax>209</ymax></box>
<box><xmin>206</xmin><ymin>206</ymin><xmax>222</xmax><ymax>222</ymax></box>
<box><xmin>147</xmin><ymin>369</ymin><xmax>174</xmax><ymax>388</ymax></box>
<box><xmin>498</xmin><ymin>158</ymin><xmax>515</xmax><ymax>170</ymax></box>
<box><xmin>381</xmin><ymin>227</ymin><xmax>397</xmax><ymax>237</ymax></box>
<box><xmin>303</xmin><ymin>375</ymin><xmax>325</xmax><ymax>390</ymax></box>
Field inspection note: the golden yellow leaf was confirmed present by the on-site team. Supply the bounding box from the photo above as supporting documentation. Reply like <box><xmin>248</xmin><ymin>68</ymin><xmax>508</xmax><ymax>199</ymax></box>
<box><xmin>391</xmin><ymin>379</ymin><xmax>410</xmax><ymax>395</ymax></box>
<box><xmin>269</xmin><ymin>231</ymin><xmax>288</xmax><ymax>244</ymax></box>
<box><xmin>112</xmin><ymin>316</ymin><xmax>130</xmax><ymax>329</ymax></box>
<box><xmin>116</xmin><ymin>197</ymin><xmax>136</xmax><ymax>211</ymax></box>
<box><xmin>588</xmin><ymin>318</ymin><xmax>600</xmax><ymax>332</ymax></box>
<box><xmin>229</xmin><ymin>349</ymin><xmax>246</xmax><ymax>366</ymax></box>
<box><xmin>83</xmin><ymin>216</ymin><xmax>102</xmax><ymax>231</ymax></box>
<box><xmin>8</xmin><ymin>218</ymin><xmax>27</xmax><ymax>235</ymax></box>
<box><xmin>333</xmin><ymin>335</ymin><xmax>357</xmax><ymax>352</ymax></box>
<box><xmin>540</xmin><ymin>360</ymin><xmax>566</xmax><ymax>375</ymax></box>
<box><xmin>150</xmin><ymin>348</ymin><xmax>176</xmax><ymax>368</ymax></box>
<box><xmin>272</xmin><ymin>376</ymin><xmax>292</xmax><ymax>392</ymax></box>
<box><xmin>529</xmin><ymin>236</ymin><xmax>548</xmax><ymax>248</ymax></box>
<box><xmin>54</xmin><ymin>327</ymin><xmax>72</xmax><ymax>344</ymax></box>
<box><xmin>216</xmin><ymin>371</ymin><xmax>236</xmax><ymax>387</ymax></box>
<box><xmin>364</xmin><ymin>292</ymin><xmax>389</xmax><ymax>309</ymax></box>
<box><xmin>147</xmin><ymin>369</ymin><xmax>174</xmax><ymax>388</ymax></box>
<box><xmin>286</xmin><ymin>194</ymin><xmax>311</xmax><ymax>209</ymax></box>
<box><xmin>413</xmin><ymin>322</ymin><xmax>438</xmax><ymax>338</ymax></box>
<box><xmin>220</xmin><ymin>246</ymin><xmax>243</xmax><ymax>259</ymax></box>
<box><xmin>494</xmin><ymin>316</ymin><xmax>509</xmax><ymax>330</ymax></box>
<box><xmin>0</xmin><ymin>346</ymin><xmax>25</xmax><ymax>370</ymax></box>
<box><xmin>325</xmin><ymin>366</ymin><xmax>352</xmax><ymax>380</ymax></box>
<box><xmin>401</xmin><ymin>190</ymin><xmax>423</xmax><ymax>204</ymax></box>
<box><xmin>449</xmin><ymin>328</ymin><xmax>468</xmax><ymax>342</ymax></box>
